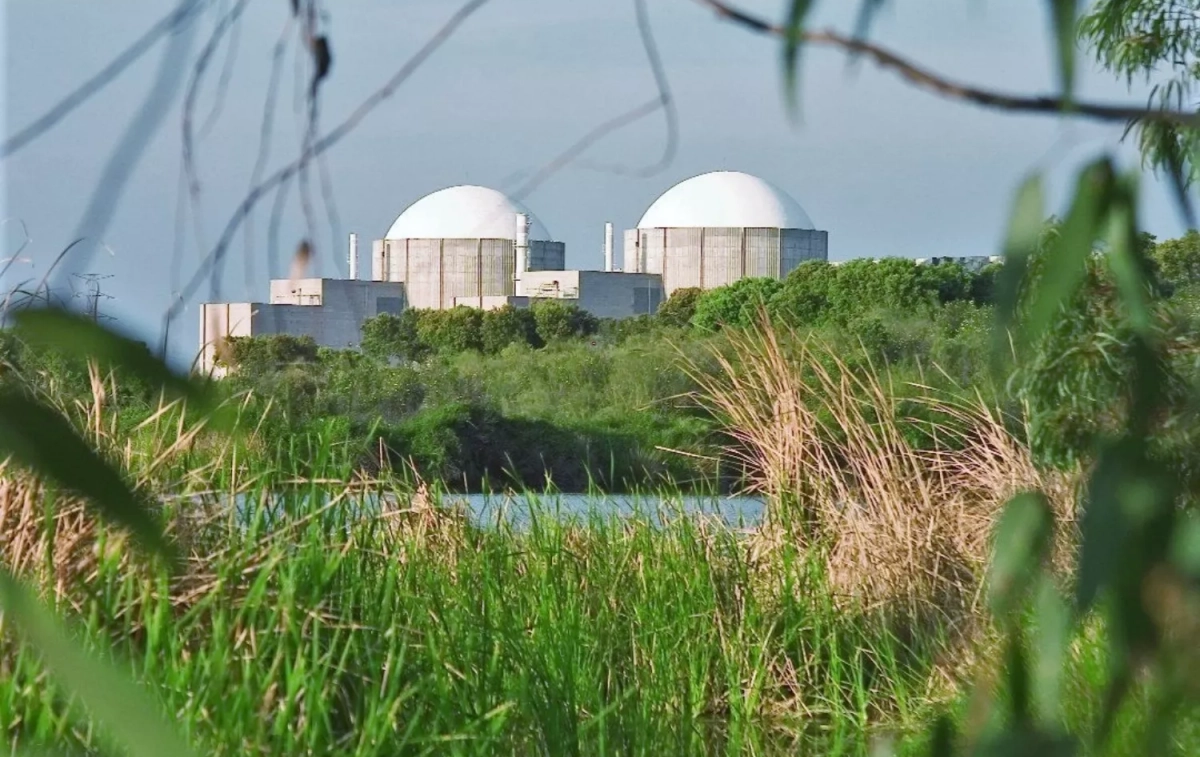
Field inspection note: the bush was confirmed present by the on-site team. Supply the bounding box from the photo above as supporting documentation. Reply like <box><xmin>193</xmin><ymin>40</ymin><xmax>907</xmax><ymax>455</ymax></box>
<box><xmin>531</xmin><ymin>300</ymin><xmax>598</xmax><ymax>342</ymax></box>
<box><xmin>656</xmin><ymin>287</ymin><xmax>703</xmax><ymax>327</ymax></box>
<box><xmin>692</xmin><ymin>277</ymin><xmax>783</xmax><ymax>331</ymax></box>
<box><xmin>480</xmin><ymin>305</ymin><xmax>541</xmax><ymax>354</ymax></box>
<box><xmin>222</xmin><ymin>334</ymin><xmax>319</xmax><ymax>372</ymax></box>
<box><xmin>361</xmin><ymin>310</ymin><xmax>426</xmax><ymax>363</ymax></box>
<box><xmin>417</xmin><ymin>307</ymin><xmax>484</xmax><ymax>354</ymax></box>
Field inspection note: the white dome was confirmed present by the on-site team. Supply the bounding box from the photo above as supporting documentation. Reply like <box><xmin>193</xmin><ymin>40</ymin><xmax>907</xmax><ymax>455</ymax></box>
<box><xmin>386</xmin><ymin>185</ymin><xmax>552</xmax><ymax>240</ymax></box>
<box><xmin>637</xmin><ymin>171</ymin><xmax>814</xmax><ymax>230</ymax></box>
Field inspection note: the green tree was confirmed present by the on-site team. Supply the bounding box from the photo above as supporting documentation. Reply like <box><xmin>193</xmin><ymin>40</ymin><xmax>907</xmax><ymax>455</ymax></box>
<box><xmin>692</xmin><ymin>277</ymin><xmax>783</xmax><ymax>331</ymax></box>
<box><xmin>769</xmin><ymin>260</ymin><xmax>838</xmax><ymax>325</ymax></box>
<box><xmin>1081</xmin><ymin>3</ymin><xmax>1200</xmax><ymax>183</ymax></box>
<box><xmin>480</xmin><ymin>305</ymin><xmax>541</xmax><ymax>353</ymax></box>
<box><xmin>656</xmin><ymin>287</ymin><xmax>703</xmax><ymax>327</ymax></box>
<box><xmin>416</xmin><ymin>307</ymin><xmax>484</xmax><ymax>354</ymax></box>
<box><xmin>1152</xmin><ymin>229</ymin><xmax>1200</xmax><ymax>286</ymax></box>
<box><xmin>361</xmin><ymin>310</ymin><xmax>427</xmax><ymax>363</ymax></box>
<box><xmin>530</xmin><ymin>300</ymin><xmax>598</xmax><ymax>342</ymax></box>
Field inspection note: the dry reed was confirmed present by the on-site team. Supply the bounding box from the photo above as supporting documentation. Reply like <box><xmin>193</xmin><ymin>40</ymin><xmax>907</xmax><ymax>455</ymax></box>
<box><xmin>682</xmin><ymin>317</ymin><xmax>1079</xmax><ymax>622</ymax></box>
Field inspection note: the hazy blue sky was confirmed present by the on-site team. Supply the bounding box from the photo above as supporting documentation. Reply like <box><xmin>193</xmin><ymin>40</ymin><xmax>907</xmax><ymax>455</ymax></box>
<box><xmin>2</xmin><ymin>0</ymin><xmax>1193</xmax><ymax>364</ymax></box>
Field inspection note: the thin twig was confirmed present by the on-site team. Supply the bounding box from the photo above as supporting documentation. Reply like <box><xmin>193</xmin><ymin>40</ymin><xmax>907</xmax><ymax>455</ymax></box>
<box><xmin>0</xmin><ymin>0</ymin><xmax>208</xmax><ymax>159</ymax></box>
<box><xmin>693</xmin><ymin>0</ymin><xmax>1200</xmax><ymax>127</ymax></box>
<box><xmin>575</xmin><ymin>0</ymin><xmax>677</xmax><ymax>177</ymax></box>
<box><xmin>162</xmin><ymin>0</ymin><xmax>491</xmax><ymax>346</ymax></box>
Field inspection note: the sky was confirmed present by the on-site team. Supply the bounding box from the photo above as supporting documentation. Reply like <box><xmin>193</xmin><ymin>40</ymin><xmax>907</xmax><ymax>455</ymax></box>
<box><xmin>1</xmin><ymin>0</ymin><xmax>1194</xmax><ymax>365</ymax></box>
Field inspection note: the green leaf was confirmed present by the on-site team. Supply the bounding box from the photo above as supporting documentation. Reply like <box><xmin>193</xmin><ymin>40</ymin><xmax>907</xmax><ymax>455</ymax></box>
<box><xmin>1047</xmin><ymin>0</ymin><xmax>1079</xmax><ymax>104</ymax></box>
<box><xmin>928</xmin><ymin>715</ymin><xmax>956</xmax><ymax>757</ymax></box>
<box><xmin>13</xmin><ymin>307</ymin><xmax>227</xmax><ymax>425</ymax></box>
<box><xmin>988</xmin><ymin>492</ymin><xmax>1054</xmax><ymax>618</ymax></box>
<box><xmin>1103</xmin><ymin>173</ymin><xmax>1153</xmax><ymax>335</ymax></box>
<box><xmin>1169</xmin><ymin>513</ymin><xmax>1200</xmax><ymax>578</ymax></box>
<box><xmin>0</xmin><ymin>390</ymin><xmax>174</xmax><ymax>563</ymax></box>
<box><xmin>1075</xmin><ymin>439</ymin><xmax>1133</xmax><ymax>614</ymax></box>
<box><xmin>0</xmin><ymin>569</ymin><xmax>198</xmax><ymax>757</ymax></box>
<box><xmin>1006</xmin><ymin>632</ymin><xmax>1032</xmax><ymax>725</ymax></box>
<box><xmin>992</xmin><ymin>174</ymin><xmax>1045</xmax><ymax>375</ymax></box>
<box><xmin>852</xmin><ymin>0</ymin><xmax>886</xmax><ymax>44</ymax></box>
<box><xmin>781</xmin><ymin>0</ymin><xmax>816</xmax><ymax>118</ymax></box>
<box><xmin>1032</xmin><ymin>577</ymin><xmax>1070</xmax><ymax>725</ymax></box>
<box><xmin>1024</xmin><ymin>158</ymin><xmax>1114</xmax><ymax>346</ymax></box>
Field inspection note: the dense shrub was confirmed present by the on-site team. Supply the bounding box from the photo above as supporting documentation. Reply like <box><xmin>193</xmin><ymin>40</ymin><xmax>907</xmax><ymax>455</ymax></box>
<box><xmin>530</xmin><ymin>300</ymin><xmax>598</xmax><ymax>342</ymax></box>
<box><xmin>692</xmin><ymin>277</ymin><xmax>783</xmax><ymax>330</ymax></box>
<box><xmin>480</xmin><ymin>305</ymin><xmax>541</xmax><ymax>353</ymax></box>
<box><xmin>1152</xmin><ymin>228</ymin><xmax>1200</xmax><ymax>286</ymax></box>
<box><xmin>361</xmin><ymin>310</ymin><xmax>425</xmax><ymax>362</ymax></box>
<box><xmin>222</xmin><ymin>333</ymin><xmax>319</xmax><ymax>371</ymax></box>
<box><xmin>656</xmin><ymin>287</ymin><xmax>703</xmax><ymax>327</ymax></box>
<box><xmin>417</xmin><ymin>307</ymin><xmax>485</xmax><ymax>354</ymax></box>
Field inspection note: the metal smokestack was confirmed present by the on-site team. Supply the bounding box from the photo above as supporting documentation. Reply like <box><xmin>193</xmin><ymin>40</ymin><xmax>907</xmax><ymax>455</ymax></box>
<box><xmin>514</xmin><ymin>213</ymin><xmax>529</xmax><ymax>295</ymax></box>
<box><xmin>348</xmin><ymin>232</ymin><xmax>359</xmax><ymax>280</ymax></box>
<box><xmin>604</xmin><ymin>222</ymin><xmax>614</xmax><ymax>272</ymax></box>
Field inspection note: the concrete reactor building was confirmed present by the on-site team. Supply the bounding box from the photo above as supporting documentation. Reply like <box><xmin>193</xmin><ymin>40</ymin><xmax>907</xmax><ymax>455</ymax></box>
<box><xmin>372</xmin><ymin>185</ymin><xmax>565</xmax><ymax>310</ymax></box>
<box><xmin>623</xmin><ymin>171</ymin><xmax>829</xmax><ymax>297</ymax></box>
<box><xmin>196</xmin><ymin>171</ymin><xmax>829</xmax><ymax>375</ymax></box>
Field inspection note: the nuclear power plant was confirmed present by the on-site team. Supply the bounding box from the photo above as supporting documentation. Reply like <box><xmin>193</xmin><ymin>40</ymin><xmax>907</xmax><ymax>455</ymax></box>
<box><xmin>198</xmin><ymin>170</ymin><xmax>830</xmax><ymax>375</ymax></box>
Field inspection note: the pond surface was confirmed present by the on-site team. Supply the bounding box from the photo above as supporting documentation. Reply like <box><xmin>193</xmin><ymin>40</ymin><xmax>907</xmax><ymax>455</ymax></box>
<box><xmin>450</xmin><ymin>492</ymin><xmax>766</xmax><ymax>528</ymax></box>
<box><xmin>218</xmin><ymin>490</ymin><xmax>766</xmax><ymax>529</ymax></box>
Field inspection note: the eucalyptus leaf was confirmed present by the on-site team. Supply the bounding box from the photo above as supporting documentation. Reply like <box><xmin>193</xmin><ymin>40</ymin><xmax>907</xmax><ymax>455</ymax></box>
<box><xmin>1025</xmin><ymin>158</ymin><xmax>1114</xmax><ymax>347</ymax></box>
<box><xmin>1032</xmin><ymin>577</ymin><xmax>1070</xmax><ymax>725</ymax></box>
<box><xmin>0</xmin><ymin>389</ymin><xmax>174</xmax><ymax>563</ymax></box>
<box><xmin>1103</xmin><ymin>173</ymin><xmax>1153</xmax><ymax>335</ymax></box>
<box><xmin>0</xmin><ymin>569</ymin><xmax>198</xmax><ymax>757</ymax></box>
<box><xmin>993</xmin><ymin>174</ymin><xmax>1045</xmax><ymax>376</ymax></box>
<box><xmin>782</xmin><ymin>0</ymin><xmax>816</xmax><ymax>117</ymax></box>
<box><xmin>1047</xmin><ymin>0</ymin><xmax>1079</xmax><ymax>103</ymax></box>
<box><xmin>988</xmin><ymin>492</ymin><xmax>1054</xmax><ymax>619</ymax></box>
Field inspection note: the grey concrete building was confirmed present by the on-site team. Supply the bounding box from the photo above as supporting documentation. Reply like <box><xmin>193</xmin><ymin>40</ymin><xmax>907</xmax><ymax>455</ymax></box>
<box><xmin>197</xmin><ymin>275</ymin><xmax>404</xmax><ymax>376</ymax></box>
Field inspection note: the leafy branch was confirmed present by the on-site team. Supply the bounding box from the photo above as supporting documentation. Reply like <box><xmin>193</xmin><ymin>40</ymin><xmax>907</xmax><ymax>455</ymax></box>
<box><xmin>692</xmin><ymin>0</ymin><xmax>1200</xmax><ymax>127</ymax></box>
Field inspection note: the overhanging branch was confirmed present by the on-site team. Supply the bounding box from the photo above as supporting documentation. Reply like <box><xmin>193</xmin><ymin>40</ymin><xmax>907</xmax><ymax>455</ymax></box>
<box><xmin>693</xmin><ymin>0</ymin><xmax>1200</xmax><ymax>128</ymax></box>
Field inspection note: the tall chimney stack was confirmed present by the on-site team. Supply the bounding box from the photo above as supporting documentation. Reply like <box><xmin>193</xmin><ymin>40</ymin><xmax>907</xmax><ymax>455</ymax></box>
<box><xmin>604</xmin><ymin>222</ymin><xmax>614</xmax><ymax>272</ymax></box>
<box><xmin>348</xmin><ymin>232</ymin><xmax>359</xmax><ymax>280</ymax></box>
<box><xmin>514</xmin><ymin>213</ymin><xmax>529</xmax><ymax>295</ymax></box>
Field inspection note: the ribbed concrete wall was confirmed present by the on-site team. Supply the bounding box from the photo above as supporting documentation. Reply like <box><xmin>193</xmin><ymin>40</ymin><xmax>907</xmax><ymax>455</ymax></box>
<box><xmin>374</xmin><ymin>238</ymin><xmax>564</xmax><ymax>309</ymax></box>
<box><xmin>621</xmin><ymin>227</ymin><xmax>829</xmax><ymax>296</ymax></box>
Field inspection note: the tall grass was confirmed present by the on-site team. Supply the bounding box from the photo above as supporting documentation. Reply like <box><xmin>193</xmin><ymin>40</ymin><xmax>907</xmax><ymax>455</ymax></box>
<box><xmin>682</xmin><ymin>319</ymin><xmax>1078</xmax><ymax>622</ymax></box>
<box><xmin>8</xmin><ymin>325</ymin><xmax>1189</xmax><ymax>755</ymax></box>
<box><xmin>1</xmin><ymin>472</ymin><xmax>946</xmax><ymax>755</ymax></box>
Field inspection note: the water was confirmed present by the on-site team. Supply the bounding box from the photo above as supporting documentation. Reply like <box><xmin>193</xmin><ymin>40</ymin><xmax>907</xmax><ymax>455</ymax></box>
<box><xmin>453</xmin><ymin>492</ymin><xmax>765</xmax><ymax>529</ymax></box>
<box><xmin>216</xmin><ymin>490</ymin><xmax>766</xmax><ymax>530</ymax></box>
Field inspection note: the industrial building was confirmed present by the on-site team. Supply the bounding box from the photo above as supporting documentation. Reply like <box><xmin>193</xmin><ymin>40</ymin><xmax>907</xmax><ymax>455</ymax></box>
<box><xmin>623</xmin><ymin>171</ymin><xmax>829</xmax><ymax>296</ymax></box>
<box><xmin>197</xmin><ymin>273</ymin><xmax>404</xmax><ymax>376</ymax></box>
<box><xmin>195</xmin><ymin>172</ymin><xmax>829</xmax><ymax>374</ymax></box>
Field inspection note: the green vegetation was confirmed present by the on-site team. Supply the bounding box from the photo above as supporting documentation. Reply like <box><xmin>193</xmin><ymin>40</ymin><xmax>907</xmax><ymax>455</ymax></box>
<box><xmin>4</xmin><ymin>226</ymin><xmax>1200</xmax><ymax>754</ymax></box>
<box><xmin>11</xmin><ymin>2</ymin><xmax>1200</xmax><ymax>755</ymax></box>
